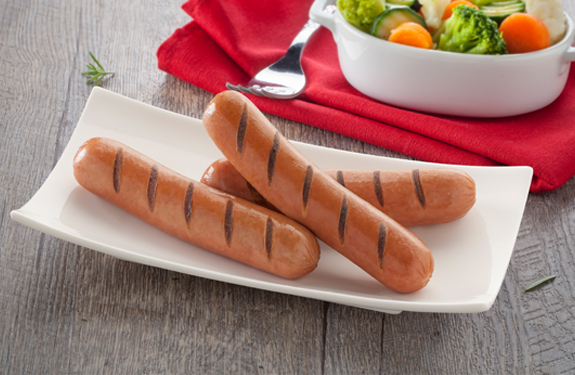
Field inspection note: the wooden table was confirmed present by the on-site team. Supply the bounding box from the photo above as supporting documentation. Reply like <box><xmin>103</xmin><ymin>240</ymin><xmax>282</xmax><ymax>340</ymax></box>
<box><xmin>2</xmin><ymin>1</ymin><xmax>574</xmax><ymax>373</ymax></box>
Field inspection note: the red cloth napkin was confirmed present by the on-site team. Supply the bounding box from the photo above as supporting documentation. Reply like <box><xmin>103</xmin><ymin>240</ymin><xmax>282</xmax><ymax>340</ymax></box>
<box><xmin>157</xmin><ymin>0</ymin><xmax>575</xmax><ymax>192</ymax></box>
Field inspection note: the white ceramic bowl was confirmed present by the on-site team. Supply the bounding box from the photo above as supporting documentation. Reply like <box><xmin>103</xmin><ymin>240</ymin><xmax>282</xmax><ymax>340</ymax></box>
<box><xmin>310</xmin><ymin>0</ymin><xmax>575</xmax><ymax>117</ymax></box>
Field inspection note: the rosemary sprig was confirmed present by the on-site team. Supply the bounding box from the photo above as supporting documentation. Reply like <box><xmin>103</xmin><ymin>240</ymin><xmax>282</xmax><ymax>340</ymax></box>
<box><xmin>525</xmin><ymin>275</ymin><xmax>557</xmax><ymax>292</ymax></box>
<box><xmin>82</xmin><ymin>51</ymin><xmax>114</xmax><ymax>86</ymax></box>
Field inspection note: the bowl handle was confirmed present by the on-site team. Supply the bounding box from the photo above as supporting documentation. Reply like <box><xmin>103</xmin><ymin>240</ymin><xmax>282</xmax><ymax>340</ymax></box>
<box><xmin>309</xmin><ymin>0</ymin><xmax>337</xmax><ymax>33</ymax></box>
<box><xmin>564</xmin><ymin>44</ymin><xmax>575</xmax><ymax>62</ymax></box>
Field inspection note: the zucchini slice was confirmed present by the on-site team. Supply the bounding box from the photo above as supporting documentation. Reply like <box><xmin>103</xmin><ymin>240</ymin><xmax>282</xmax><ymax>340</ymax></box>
<box><xmin>386</xmin><ymin>0</ymin><xmax>422</xmax><ymax>13</ymax></box>
<box><xmin>371</xmin><ymin>7</ymin><xmax>428</xmax><ymax>40</ymax></box>
<box><xmin>468</xmin><ymin>0</ymin><xmax>513</xmax><ymax>6</ymax></box>
<box><xmin>479</xmin><ymin>0</ymin><xmax>525</xmax><ymax>24</ymax></box>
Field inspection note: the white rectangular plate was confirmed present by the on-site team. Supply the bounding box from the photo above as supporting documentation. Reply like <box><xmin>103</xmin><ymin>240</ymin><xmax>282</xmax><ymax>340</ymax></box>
<box><xmin>11</xmin><ymin>87</ymin><xmax>533</xmax><ymax>314</ymax></box>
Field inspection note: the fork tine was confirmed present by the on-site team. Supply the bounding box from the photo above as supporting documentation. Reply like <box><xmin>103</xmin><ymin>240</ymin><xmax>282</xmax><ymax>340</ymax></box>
<box><xmin>236</xmin><ymin>85</ymin><xmax>253</xmax><ymax>95</ymax></box>
<box><xmin>248</xmin><ymin>87</ymin><xmax>263</xmax><ymax>96</ymax></box>
<box><xmin>261</xmin><ymin>86</ymin><xmax>300</xmax><ymax>100</ymax></box>
<box><xmin>226</xmin><ymin>83</ymin><xmax>262</xmax><ymax>96</ymax></box>
<box><xmin>225</xmin><ymin>82</ymin><xmax>240</xmax><ymax>91</ymax></box>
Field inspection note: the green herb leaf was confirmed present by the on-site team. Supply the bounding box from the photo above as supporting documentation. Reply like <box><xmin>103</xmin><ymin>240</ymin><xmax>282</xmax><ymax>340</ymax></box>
<box><xmin>82</xmin><ymin>51</ymin><xmax>114</xmax><ymax>86</ymax></box>
<box><xmin>90</xmin><ymin>51</ymin><xmax>104</xmax><ymax>70</ymax></box>
<box><xmin>525</xmin><ymin>275</ymin><xmax>557</xmax><ymax>292</ymax></box>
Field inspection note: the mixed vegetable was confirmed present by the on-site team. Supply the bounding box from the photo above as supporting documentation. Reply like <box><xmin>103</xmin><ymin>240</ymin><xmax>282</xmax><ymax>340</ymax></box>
<box><xmin>338</xmin><ymin>0</ymin><xmax>387</xmax><ymax>33</ymax></box>
<box><xmin>337</xmin><ymin>0</ymin><xmax>567</xmax><ymax>54</ymax></box>
<box><xmin>436</xmin><ymin>5</ymin><xmax>508</xmax><ymax>54</ymax></box>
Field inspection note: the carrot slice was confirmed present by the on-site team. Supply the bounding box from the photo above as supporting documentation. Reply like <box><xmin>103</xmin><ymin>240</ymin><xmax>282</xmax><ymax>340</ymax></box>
<box><xmin>442</xmin><ymin>1</ymin><xmax>478</xmax><ymax>20</ymax></box>
<box><xmin>388</xmin><ymin>22</ymin><xmax>433</xmax><ymax>49</ymax></box>
<box><xmin>499</xmin><ymin>13</ymin><xmax>550</xmax><ymax>54</ymax></box>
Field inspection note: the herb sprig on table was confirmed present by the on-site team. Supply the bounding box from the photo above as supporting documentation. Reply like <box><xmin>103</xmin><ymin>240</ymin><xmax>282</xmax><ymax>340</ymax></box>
<box><xmin>525</xmin><ymin>275</ymin><xmax>557</xmax><ymax>292</ymax></box>
<box><xmin>82</xmin><ymin>51</ymin><xmax>114</xmax><ymax>86</ymax></box>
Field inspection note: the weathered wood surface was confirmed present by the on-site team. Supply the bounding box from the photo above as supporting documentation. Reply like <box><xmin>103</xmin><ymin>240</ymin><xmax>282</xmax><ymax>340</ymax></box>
<box><xmin>1</xmin><ymin>0</ymin><xmax>574</xmax><ymax>373</ymax></box>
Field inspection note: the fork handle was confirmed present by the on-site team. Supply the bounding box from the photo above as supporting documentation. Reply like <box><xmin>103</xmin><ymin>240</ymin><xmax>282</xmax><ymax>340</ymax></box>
<box><xmin>284</xmin><ymin>20</ymin><xmax>321</xmax><ymax>62</ymax></box>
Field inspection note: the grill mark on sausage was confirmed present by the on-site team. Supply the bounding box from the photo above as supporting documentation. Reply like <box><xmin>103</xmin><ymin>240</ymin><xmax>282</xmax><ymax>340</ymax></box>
<box><xmin>237</xmin><ymin>104</ymin><xmax>248</xmax><ymax>155</ymax></box>
<box><xmin>113</xmin><ymin>148</ymin><xmax>123</xmax><ymax>194</ymax></box>
<box><xmin>373</xmin><ymin>170</ymin><xmax>384</xmax><ymax>207</ymax></box>
<box><xmin>184</xmin><ymin>182</ymin><xmax>194</xmax><ymax>225</ymax></box>
<box><xmin>267</xmin><ymin>132</ymin><xmax>280</xmax><ymax>185</ymax></box>
<box><xmin>412</xmin><ymin>169</ymin><xmax>426</xmax><ymax>208</ymax></box>
<box><xmin>336</xmin><ymin>170</ymin><xmax>345</xmax><ymax>187</ymax></box>
<box><xmin>265</xmin><ymin>217</ymin><xmax>274</xmax><ymax>259</ymax></box>
<box><xmin>224</xmin><ymin>200</ymin><xmax>234</xmax><ymax>246</ymax></box>
<box><xmin>338</xmin><ymin>195</ymin><xmax>348</xmax><ymax>245</ymax></box>
<box><xmin>147</xmin><ymin>165</ymin><xmax>159</xmax><ymax>212</ymax></box>
<box><xmin>302</xmin><ymin>165</ymin><xmax>313</xmax><ymax>213</ymax></box>
<box><xmin>246</xmin><ymin>181</ymin><xmax>268</xmax><ymax>206</ymax></box>
<box><xmin>378</xmin><ymin>223</ymin><xmax>387</xmax><ymax>269</ymax></box>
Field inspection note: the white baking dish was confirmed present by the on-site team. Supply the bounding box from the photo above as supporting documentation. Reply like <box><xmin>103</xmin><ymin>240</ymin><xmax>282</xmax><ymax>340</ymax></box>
<box><xmin>310</xmin><ymin>0</ymin><xmax>575</xmax><ymax>117</ymax></box>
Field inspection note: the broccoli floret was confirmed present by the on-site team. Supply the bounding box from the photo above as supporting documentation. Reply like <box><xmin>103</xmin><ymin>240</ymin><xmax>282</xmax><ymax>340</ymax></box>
<box><xmin>338</xmin><ymin>0</ymin><xmax>386</xmax><ymax>33</ymax></box>
<box><xmin>437</xmin><ymin>5</ymin><xmax>508</xmax><ymax>55</ymax></box>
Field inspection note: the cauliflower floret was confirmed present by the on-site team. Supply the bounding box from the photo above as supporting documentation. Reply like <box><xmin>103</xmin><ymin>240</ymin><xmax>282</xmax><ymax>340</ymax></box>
<box><xmin>419</xmin><ymin>0</ymin><xmax>451</xmax><ymax>30</ymax></box>
<box><xmin>524</xmin><ymin>0</ymin><xmax>566</xmax><ymax>45</ymax></box>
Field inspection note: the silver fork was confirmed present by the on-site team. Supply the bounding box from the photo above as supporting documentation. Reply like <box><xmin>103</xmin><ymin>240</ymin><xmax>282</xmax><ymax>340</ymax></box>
<box><xmin>226</xmin><ymin>8</ymin><xmax>335</xmax><ymax>99</ymax></box>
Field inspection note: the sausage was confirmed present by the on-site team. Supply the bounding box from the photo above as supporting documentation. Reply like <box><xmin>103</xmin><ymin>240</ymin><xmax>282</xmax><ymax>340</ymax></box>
<box><xmin>202</xmin><ymin>91</ymin><xmax>434</xmax><ymax>293</ymax></box>
<box><xmin>201</xmin><ymin>158</ymin><xmax>279</xmax><ymax>212</ymax></box>
<box><xmin>73</xmin><ymin>137</ymin><xmax>320</xmax><ymax>279</ymax></box>
<box><xmin>201</xmin><ymin>158</ymin><xmax>475</xmax><ymax>227</ymax></box>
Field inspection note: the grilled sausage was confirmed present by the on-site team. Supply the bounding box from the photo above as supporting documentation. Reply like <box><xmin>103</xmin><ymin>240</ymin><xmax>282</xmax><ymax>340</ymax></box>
<box><xmin>202</xmin><ymin>91</ymin><xmax>434</xmax><ymax>293</ymax></box>
<box><xmin>202</xmin><ymin>158</ymin><xmax>279</xmax><ymax>212</ymax></box>
<box><xmin>73</xmin><ymin>137</ymin><xmax>321</xmax><ymax>279</ymax></box>
<box><xmin>201</xmin><ymin>158</ymin><xmax>475</xmax><ymax>227</ymax></box>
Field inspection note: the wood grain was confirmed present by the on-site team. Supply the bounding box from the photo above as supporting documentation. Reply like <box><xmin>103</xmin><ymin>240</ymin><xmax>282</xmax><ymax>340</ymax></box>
<box><xmin>1</xmin><ymin>0</ymin><xmax>574</xmax><ymax>373</ymax></box>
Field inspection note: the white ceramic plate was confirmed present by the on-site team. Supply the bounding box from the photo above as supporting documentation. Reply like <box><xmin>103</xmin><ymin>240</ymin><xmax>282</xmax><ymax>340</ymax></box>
<box><xmin>11</xmin><ymin>87</ymin><xmax>533</xmax><ymax>314</ymax></box>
